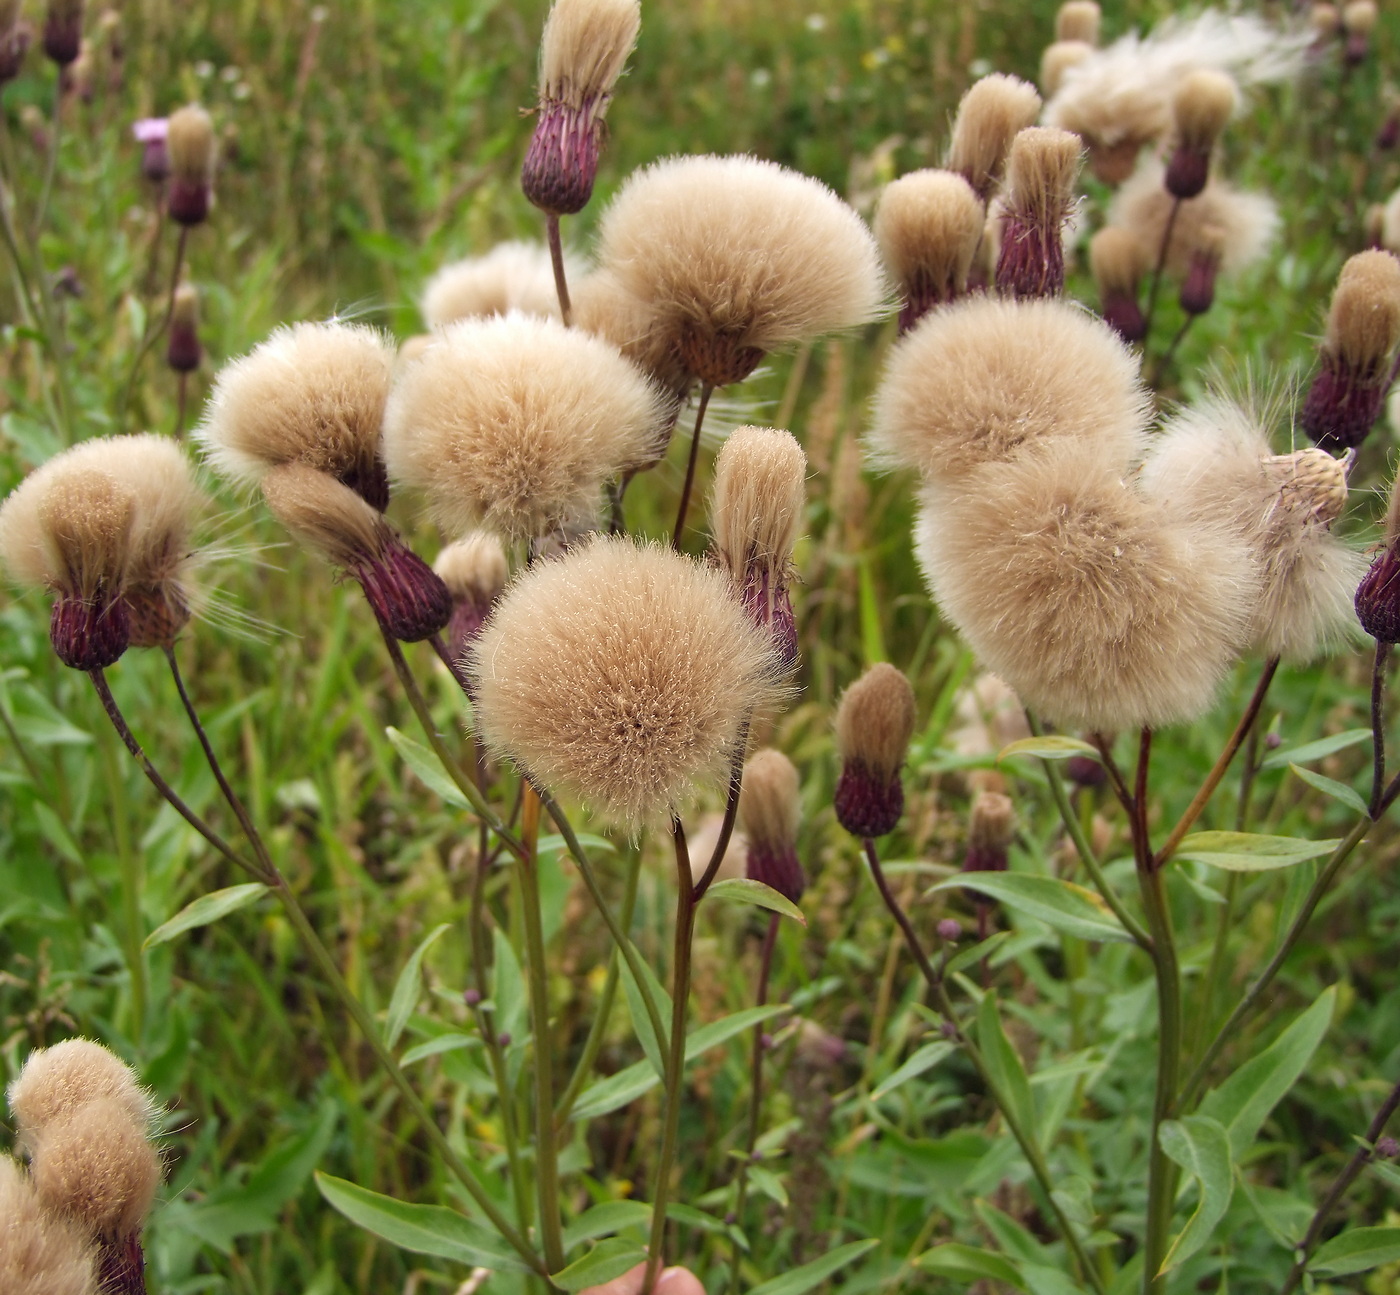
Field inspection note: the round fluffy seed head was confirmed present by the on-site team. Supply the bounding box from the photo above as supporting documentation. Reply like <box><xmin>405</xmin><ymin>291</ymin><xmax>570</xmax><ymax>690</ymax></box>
<box><xmin>595</xmin><ymin>154</ymin><xmax>887</xmax><ymax>387</ymax></box>
<box><xmin>573</xmin><ymin>267</ymin><xmax>693</xmax><ymax>398</ymax></box>
<box><xmin>1171</xmin><ymin>69</ymin><xmax>1238</xmax><ymax>153</ymax></box>
<box><xmin>873</xmin><ymin>169</ymin><xmax>983</xmax><ymax>327</ymax></box>
<box><xmin>1110</xmin><ymin>162</ymin><xmax>1278</xmax><ymax>278</ymax></box>
<box><xmin>944</xmin><ymin>74</ymin><xmax>1043</xmax><ymax>202</ymax></box>
<box><xmin>1041</xmin><ymin>40</ymin><xmax>1093</xmax><ymax>97</ymax></box>
<box><xmin>869</xmin><ymin>295</ymin><xmax>1150</xmax><ymax>489</ymax></box>
<box><xmin>197</xmin><ymin>321</ymin><xmax>395</xmax><ymax>509</ymax></box>
<box><xmin>833</xmin><ymin>663</ymin><xmax>916</xmax><ymax>838</ymax></box>
<box><xmin>8</xmin><ymin>1040</ymin><xmax>156</xmax><ymax>1146</ymax></box>
<box><xmin>420</xmin><ymin>242</ymin><xmax>574</xmax><ymax>327</ymax></box>
<box><xmin>30</xmin><ymin>1099</ymin><xmax>160</xmax><ymax>1240</ymax></box>
<box><xmin>1056</xmin><ymin>1</ymin><xmax>1100</xmax><ymax>44</ymax></box>
<box><xmin>435</xmin><ymin>531</ymin><xmax>508</xmax><ymax>606</ymax></box>
<box><xmin>738</xmin><ymin>747</ymin><xmax>805</xmax><ymax>903</ymax></box>
<box><xmin>1325</xmin><ymin>250</ymin><xmax>1400</xmax><ymax>376</ymax></box>
<box><xmin>165</xmin><ymin>104</ymin><xmax>214</xmax><ymax>186</ymax></box>
<box><xmin>468</xmin><ymin>535</ymin><xmax>781</xmax><ymax>828</ymax></box>
<box><xmin>538</xmin><ymin>0</ymin><xmax>640</xmax><ymax>109</ymax></box>
<box><xmin>1344</xmin><ymin>0</ymin><xmax>1377</xmax><ymax>36</ymax></box>
<box><xmin>0</xmin><ymin>1156</ymin><xmax>97</xmax><ymax>1295</ymax></box>
<box><xmin>915</xmin><ymin>444</ymin><xmax>1255</xmax><ymax>731</ymax></box>
<box><xmin>382</xmin><ymin>314</ymin><xmax>668</xmax><ymax>542</ymax></box>
<box><xmin>1140</xmin><ymin>397</ymin><xmax>1363</xmax><ymax>662</ymax></box>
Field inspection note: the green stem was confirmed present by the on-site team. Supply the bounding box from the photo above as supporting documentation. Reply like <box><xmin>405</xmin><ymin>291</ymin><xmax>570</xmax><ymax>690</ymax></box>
<box><xmin>1371</xmin><ymin>641</ymin><xmax>1391</xmax><ymax>818</ymax></box>
<box><xmin>32</xmin><ymin>74</ymin><xmax>62</xmax><ymax>240</ymax></box>
<box><xmin>97</xmin><ymin>726</ymin><xmax>147</xmax><ymax>1035</ymax></box>
<box><xmin>1141</xmin><ymin>195</ymin><xmax>1182</xmax><ymax>352</ymax></box>
<box><xmin>117</xmin><ymin>222</ymin><xmax>189</xmax><ymax>431</ymax></box>
<box><xmin>642</xmin><ymin>819</ymin><xmax>699</xmax><ymax>1295</ymax></box>
<box><xmin>671</xmin><ymin>384</ymin><xmax>714</xmax><ymax>550</ymax></box>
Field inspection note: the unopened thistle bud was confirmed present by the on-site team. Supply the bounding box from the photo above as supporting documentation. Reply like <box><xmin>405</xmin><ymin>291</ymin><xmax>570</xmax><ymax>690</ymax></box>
<box><xmin>1089</xmin><ymin>226</ymin><xmax>1146</xmax><ymax>342</ymax></box>
<box><xmin>1040</xmin><ymin>40</ymin><xmax>1091</xmax><ymax>98</ymax></box>
<box><xmin>1357</xmin><ymin>471</ymin><xmax>1400</xmax><ymax>642</ymax></box>
<box><xmin>873</xmin><ymin>169</ymin><xmax>983</xmax><ymax>331</ymax></box>
<box><xmin>738</xmin><ymin>748</ymin><xmax>805</xmax><ymax>904</ymax></box>
<box><xmin>1378</xmin><ymin>108</ymin><xmax>1400</xmax><ymax>152</ymax></box>
<box><xmin>833</xmin><ymin>663</ymin><xmax>917</xmax><ymax>839</ymax></box>
<box><xmin>965</xmin><ymin>791</ymin><xmax>1014</xmax><ymax>872</ymax></box>
<box><xmin>710</xmin><ymin>425</ymin><xmax>806</xmax><ymax>669</ymax></box>
<box><xmin>261</xmin><ymin>464</ymin><xmax>450</xmax><ymax>642</ymax></box>
<box><xmin>1164</xmin><ymin>70</ymin><xmax>1237</xmax><ymax>200</ymax></box>
<box><xmin>995</xmin><ymin>127</ymin><xmax>1083</xmax><ymax>299</ymax></box>
<box><xmin>1178</xmin><ymin>224</ymin><xmax>1225</xmax><ymax>317</ymax></box>
<box><xmin>945</xmin><ymin>73</ymin><xmax>1043</xmax><ymax>204</ymax></box>
<box><xmin>1311</xmin><ymin>2</ymin><xmax>1341</xmax><ymax>41</ymax></box>
<box><xmin>165</xmin><ymin>103</ymin><xmax>215</xmax><ymax>226</ymax></box>
<box><xmin>1343</xmin><ymin>0</ymin><xmax>1376</xmax><ymax>64</ymax></box>
<box><xmin>1054</xmin><ymin>0</ymin><xmax>1100</xmax><ymax>44</ymax></box>
<box><xmin>1302</xmin><ymin>250</ymin><xmax>1400</xmax><ymax>452</ymax></box>
<box><xmin>521</xmin><ymin>0</ymin><xmax>640</xmax><ymax>216</ymax></box>
<box><xmin>166</xmin><ymin>283</ymin><xmax>200</xmax><ymax>374</ymax></box>
<box><xmin>0</xmin><ymin>1</ymin><xmax>30</xmax><ymax>84</ymax></box>
<box><xmin>132</xmin><ymin>117</ymin><xmax>169</xmax><ymax>184</ymax></box>
<box><xmin>43</xmin><ymin>0</ymin><xmax>81</xmax><ymax>66</ymax></box>
<box><xmin>435</xmin><ymin>530</ymin><xmax>508</xmax><ymax>663</ymax></box>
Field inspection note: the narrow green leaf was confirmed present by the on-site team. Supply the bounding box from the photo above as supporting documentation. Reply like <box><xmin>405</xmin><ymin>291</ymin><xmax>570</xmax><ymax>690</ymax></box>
<box><xmin>998</xmin><ymin>736</ymin><xmax>1099</xmax><ymax>763</ymax></box>
<box><xmin>916</xmin><ymin>1243</ymin><xmax>1025</xmax><ymax>1288</ymax></box>
<box><xmin>748</xmin><ymin>1164</ymin><xmax>788</xmax><ymax>1207</ymax></box>
<box><xmin>32</xmin><ymin>801</ymin><xmax>83</xmax><ymax>866</ymax></box>
<box><xmin>314</xmin><ymin>1173</ymin><xmax>526</xmax><ymax>1272</ymax></box>
<box><xmin>144</xmin><ymin>884</ymin><xmax>268</xmax><ymax>950</ymax></box>
<box><xmin>400</xmin><ymin>1033</ymin><xmax>480</xmax><ymax>1066</ymax></box>
<box><xmin>1260</xmin><ymin>727</ymin><xmax>1370</xmax><ymax>771</ymax></box>
<box><xmin>619</xmin><ymin>944</ymin><xmax>671</xmax><ymax>1078</ymax></box>
<box><xmin>1021</xmin><ymin>1263</ymin><xmax>1086</xmax><ymax>1295</ymax></box>
<box><xmin>492</xmin><ymin>926</ymin><xmax>527</xmax><ymax>1046</ymax></box>
<box><xmin>945</xmin><ymin>931</ymin><xmax>1011</xmax><ymax>978</ymax></box>
<box><xmin>871</xmin><ymin>1041</ymin><xmax>956</xmax><ymax>1100</ymax></box>
<box><xmin>1158</xmin><ymin>1115</ymin><xmax>1234</xmax><ymax>1273</ymax></box>
<box><xmin>562</xmin><ymin>1201</ymin><xmax>651</xmax><ymax>1251</ymax></box>
<box><xmin>748</xmin><ymin>1238</ymin><xmax>879</xmax><ymax>1295</ymax></box>
<box><xmin>1288</xmin><ymin>764</ymin><xmax>1369</xmax><ymax>817</ymax></box>
<box><xmin>1175</xmin><ymin>831</ymin><xmax>1341</xmax><ymax>872</ymax></box>
<box><xmin>977</xmin><ymin>993</ymin><xmax>1036</xmax><ymax>1139</ymax></box>
<box><xmin>385</xmin><ymin>727</ymin><xmax>471</xmax><ymax>809</ymax></box>
<box><xmin>551</xmin><ymin>1238</ymin><xmax>646</xmax><ymax>1290</ymax></box>
<box><xmin>386</xmin><ymin>924</ymin><xmax>450</xmax><ymax>1049</ymax></box>
<box><xmin>538</xmin><ymin>832</ymin><xmax>615</xmax><ymax>858</ymax></box>
<box><xmin>858</xmin><ymin>559</ymin><xmax>886</xmax><ymax>665</ymax></box>
<box><xmin>1199</xmin><ymin>988</ymin><xmax>1336</xmax><ymax>1159</ymax></box>
<box><xmin>1236</xmin><ymin>1176</ymin><xmax>1312</xmax><ymax>1250</ymax></box>
<box><xmin>934</xmin><ymin>873</ymin><xmax>1132</xmax><ymax>943</ymax></box>
<box><xmin>706</xmin><ymin>878</ymin><xmax>806</xmax><ymax>925</ymax></box>
<box><xmin>1311</xmin><ymin>1226</ymin><xmax>1400</xmax><ymax>1276</ymax></box>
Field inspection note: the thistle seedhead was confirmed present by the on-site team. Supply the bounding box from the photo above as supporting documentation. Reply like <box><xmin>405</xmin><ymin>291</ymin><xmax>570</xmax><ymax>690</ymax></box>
<box><xmin>1165</xmin><ymin>70</ymin><xmax>1238</xmax><ymax>199</ymax></box>
<box><xmin>944</xmin><ymin>73</ymin><xmax>1043</xmax><ymax>203</ymax></box>
<box><xmin>43</xmin><ymin>0</ymin><xmax>82</xmax><ymax>66</ymax></box>
<box><xmin>1178</xmin><ymin>225</ymin><xmax>1225</xmax><ymax>317</ymax></box>
<box><xmin>435</xmin><ymin>531</ymin><xmax>508</xmax><ymax>663</ymax></box>
<box><xmin>738</xmin><ymin>748</ymin><xmax>805</xmax><ymax>904</ymax></box>
<box><xmin>1055</xmin><ymin>0</ymin><xmax>1100</xmax><ymax>44</ymax></box>
<box><xmin>421</xmin><ymin>242</ymin><xmax>576</xmax><ymax>326</ymax></box>
<box><xmin>833</xmin><ymin>663</ymin><xmax>916</xmax><ymax>839</ymax></box>
<box><xmin>965</xmin><ymin>790</ymin><xmax>1015</xmax><ymax>873</ymax></box>
<box><xmin>165</xmin><ymin>104</ymin><xmax>215</xmax><ymax>225</ymax></box>
<box><xmin>994</xmin><ymin>126</ymin><xmax>1083</xmax><ymax>299</ymax></box>
<box><xmin>0</xmin><ymin>1156</ymin><xmax>98</xmax><ymax>1295</ymax></box>
<box><xmin>1089</xmin><ymin>226</ymin><xmax>1147</xmax><ymax>342</ymax></box>
<box><xmin>7</xmin><ymin>1040</ymin><xmax>156</xmax><ymax>1152</ymax></box>
<box><xmin>873</xmin><ymin>169</ymin><xmax>983</xmax><ymax>331</ymax></box>
<box><xmin>1040</xmin><ymin>40</ymin><xmax>1092</xmax><ymax>98</ymax></box>
<box><xmin>167</xmin><ymin>282</ymin><xmax>201</xmax><ymax>374</ymax></box>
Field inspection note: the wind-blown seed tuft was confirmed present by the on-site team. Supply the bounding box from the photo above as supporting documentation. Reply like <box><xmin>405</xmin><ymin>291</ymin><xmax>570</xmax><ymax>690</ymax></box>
<box><xmin>833</xmin><ymin>663</ymin><xmax>916</xmax><ymax>839</ymax></box>
<box><xmin>420</xmin><ymin>242</ymin><xmax>577</xmax><ymax>327</ymax></box>
<box><xmin>468</xmin><ymin>535</ymin><xmax>782</xmax><ymax>829</ymax></box>
<box><xmin>944</xmin><ymin>74</ymin><xmax>1043</xmax><ymax>202</ymax></box>
<box><xmin>738</xmin><ymin>748</ymin><xmax>805</xmax><ymax>903</ymax></box>
<box><xmin>0</xmin><ymin>1156</ymin><xmax>97</xmax><ymax>1295</ymax></box>
<box><xmin>538</xmin><ymin>0</ymin><xmax>640</xmax><ymax>108</ymax></box>
<box><xmin>873</xmin><ymin>169</ymin><xmax>983</xmax><ymax>327</ymax></box>
<box><xmin>8</xmin><ymin>1040</ymin><xmax>156</xmax><ymax>1150</ymax></box>
<box><xmin>1056</xmin><ymin>1</ymin><xmax>1100</xmax><ymax>44</ymax></box>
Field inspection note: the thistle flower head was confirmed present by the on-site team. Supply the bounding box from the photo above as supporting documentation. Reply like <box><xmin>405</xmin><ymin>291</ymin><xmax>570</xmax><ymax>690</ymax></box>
<box><xmin>1040</xmin><ymin>40</ymin><xmax>1092</xmax><ymax>97</ymax></box>
<box><xmin>1165</xmin><ymin>68</ymin><xmax>1238</xmax><ymax>198</ymax></box>
<box><xmin>260</xmin><ymin>464</ymin><xmax>450</xmax><ymax>642</ymax></box>
<box><xmin>382</xmin><ymin>313</ymin><xmax>668</xmax><ymax>543</ymax></box>
<box><xmin>833</xmin><ymin>663</ymin><xmax>916</xmax><ymax>839</ymax></box>
<box><xmin>468</xmin><ymin>535</ymin><xmax>782</xmax><ymax>829</ymax></box>
<box><xmin>710</xmin><ymin>425</ymin><xmax>806</xmax><ymax>665</ymax></box>
<box><xmin>0</xmin><ymin>3</ymin><xmax>30</xmax><ymax>85</ymax></box>
<box><xmin>1140</xmin><ymin>396</ymin><xmax>1363</xmax><ymax>662</ymax></box>
<box><xmin>965</xmin><ymin>790</ymin><xmax>1015</xmax><ymax>872</ymax></box>
<box><xmin>573</xmin><ymin>267</ymin><xmax>694</xmax><ymax>400</ymax></box>
<box><xmin>29</xmin><ymin>1098</ymin><xmax>160</xmax><ymax>1241</ymax></box>
<box><xmin>1358</xmin><ymin>466</ymin><xmax>1400</xmax><ymax>642</ymax></box>
<box><xmin>1056</xmin><ymin>1</ymin><xmax>1100</xmax><ymax>44</ymax></box>
<box><xmin>595</xmin><ymin>154</ymin><xmax>887</xmax><ymax>387</ymax></box>
<box><xmin>738</xmin><ymin>747</ymin><xmax>805</xmax><ymax>903</ymax></box>
<box><xmin>873</xmin><ymin>169</ymin><xmax>983</xmax><ymax>330</ymax></box>
<box><xmin>435</xmin><ymin>530</ymin><xmax>509</xmax><ymax>661</ymax></box>
<box><xmin>165</xmin><ymin>103</ymin><xmax>215</xmax><ymax>225</ymax></box>
<box><xmin>420</xmin><ymin>242</ymin><xmax>576</xmax><ymax>327</ymax></box>
<box><xmin>167</xmin><ymin>282</ymin><xmax>201</xmax><ymax>374</ymax></box>
<box><xmin>943</xmin><ymin>73</ymin><xmax>1043</xmax><ymax>203</ymax></box>
<box><xmin>0</xmin><ymin>1156</ymin><xmax>97</xmax><ymax>1295</ymax></box>
<box><xmin>1302</xmin><ymin>250</ymin><xmax>1400</xmax><ymax>452</ymax></box>
<box><xmin>994</xmin><ymin>126</ymin><xmax>1084</xmax><ymax>298</ymax></box>
<box><xmin>197</xmin><ymin>321</ymin><xmax>395</xmax><ymax>510</ymax></box>
<box><xmin>869</xmin><ymin>295</ymin><xmax>1150</xmax><ymax>490</ymax></box>
<box><xmin>42</xmin><ymin>0</ymin><xmax>81</xmax><ymax>66</ymax></box>
<box><xmin>1089</xmin><ymin>226</ymin><xmax>1147</xmax><ymax>341</ymax></box>
<box><xmin>915</xmin><ymin>443</ymin><xmax>1256</xmax><ymax>732</ymax></box>
<box><xmin>7</xmin><ymin>1040</ymin><xmax>155</xmax><ymax>1150</ymax></box>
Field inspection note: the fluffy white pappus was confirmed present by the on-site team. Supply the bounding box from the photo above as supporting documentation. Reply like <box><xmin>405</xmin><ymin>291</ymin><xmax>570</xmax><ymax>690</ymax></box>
<box><xmin>915</xmin><ymin>443</ymin><xmax>1256</xmax><ymax>732</ymax></box>
<box><xmin>868</xmin><ymin>295</ymin><xmax>1151</xmax><ymax>488</ymax></box>
<box><xmin>1045</xmin><ymin>9</ymin><xmax>1308</xmax><ymax>149</ymax></box>
<box><xmin>538</xmin><ymin>0</ymin><xmax>640</xmax><ymax>108</ymax></box>
<box><xmin>1109</xmin><ymin>160</ymin><xmax>1279</xmax><ymax>277</ymax></box>
<box><xmin>0</xmin><ymin>1156</ymin><xmax>97</xmax><ymax>1295</ymax></box>
<box><xmin>1139</xmin><ymin>396</ymin><xmax>1364</xmax><ymax>662</ymax></box>
<box><xmin>420</xmin><ymin>242</ymin><xmax>582</xmax><ymax>328</ymax></box>
<box><xmin>382</xmin><ymin>313</ymin><xmax>670</xmax><ymax>542</ymax></box>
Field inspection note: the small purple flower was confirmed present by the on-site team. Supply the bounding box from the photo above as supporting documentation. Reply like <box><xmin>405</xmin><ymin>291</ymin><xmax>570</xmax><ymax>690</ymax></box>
<box><xmin>133</xmin><ymin>117</ymin><xmax>170</xmax><ymax>184</ymax></box>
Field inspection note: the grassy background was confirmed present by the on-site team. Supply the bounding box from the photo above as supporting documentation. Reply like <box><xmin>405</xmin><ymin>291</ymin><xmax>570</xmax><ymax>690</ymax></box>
<box><xmin>5</xmin><ymin>1</ymin><xmax>1400</xmax><ymax>1292</ymax></box>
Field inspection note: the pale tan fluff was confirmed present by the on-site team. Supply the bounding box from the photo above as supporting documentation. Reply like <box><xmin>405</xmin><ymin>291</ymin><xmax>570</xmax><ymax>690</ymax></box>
<box><xmin>1171</xmin><ymin>69</ymin><xmax>1239</xmax><ymax>152</ymax></box>
<box><xmin>1056</xmin><ymin>1</ymin><xmax>1101</xmax><ymax>44</ymax></box>
<box><xmin>166</xmin><ymin>104</ymin><xmax>215</xmax><ymax>186</ymax></box>
<box><xmin>420</xmin><ymin>242</ymin><xmax>577</xmax><ymax>327</ymax></box>
<box><xmin>944</xmin><ymin>74</ymin><xmax>1043</xmax><ymax>202</ymax></box>
<box><xmin>259</xmin><ymin>464</ymin><xmax>392</xmax><ymax>568</ymax></box>
<box><xmin>873</xmin><ymin>170</ymin><xmax>984</xmax><ymax>302</ymax></box>
<box><xmin>709</xmin><ymin>426</ymin><xmax>807</xmax><ymax>582</ymax></box>
<box><xmin>1041</xmin><ymin>41</ymin><xmax>1093</xmax><ymax>98</ymax></box>
<box><xmin>834</xmin><ymin>663</ymin><xmax>917</xmax><ymax>781</ymax></box>
<box><xmin>434</xmin><ymin>531</ymin><xmax>509</xmax><ymax>604</ymax></box>
<box><xmin>739</xmin><ymin>748</ymin><xmax>801</xmax><ymax>856</ymax></box>
<box><xmin>538</xmin><ymin>0</ymin><xmax>640</xmax><ymax>109</ymax></box>
<box><xmin>0</xmin><ymin>1157</ymin><xmax>96</xmax><ymax>1295</ymax></box>
<box><xmin>572</xmin><ymin>266</ymin><xmax>694</xmax><ymax>396</ymax></box>
<box><xmin>8</xmin><ymin>1040</ymin><xmax>156</xmax><ymax>1148</ymax></box>
<box><xmin>1324</xmin><ymin>249</ymin><xmax>1400</xmax><ymax>377</ymax></box>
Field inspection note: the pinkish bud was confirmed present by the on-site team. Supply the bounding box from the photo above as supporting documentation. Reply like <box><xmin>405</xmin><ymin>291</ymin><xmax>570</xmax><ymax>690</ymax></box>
<box><xmin>352</xmin><ymin>539</ymin><xmax>453</xmax><ymax>644</ymax></box>
<box><xmin>936</xmin><ymin>918</ymin><xmax>962</xmax><ymax>941</ymax></box>
<box><xmin>1356</xmin><ymin>547</ymin><xmax>1400</xmax><ymax>642</ymax></box>
<box><xmin>522</xmin><ymin>99</ymin><xmax>602</xmax><ymax>217</ymax></box>
<box><xmin>1179</xmin><ymin>244</ymin><xmax>1221</xmax><ymax>316</ymax></box>
<box><xmin>51</xmin><ymin>591</ymin><xmax>130</xmax><ymax>670</ymax></box>
<box><xmin>42</xmin><ymin>0</ymin><xmax>81</xmax><ymax>66</ymax></box>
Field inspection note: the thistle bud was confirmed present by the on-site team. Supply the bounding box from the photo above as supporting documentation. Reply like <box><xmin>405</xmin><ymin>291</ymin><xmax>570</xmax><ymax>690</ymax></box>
<box><xmin>1378</xmin><ymin>109</ymin><xmax>1400</xmax><ymax>152</ymax></box>
<box><xmin>166</xmin><ymin>283</ymin><xmax>201</xmax><ymax>373</ymax></box>
<box><xmin>1054</xmin><ymin>0</ymin><xmax>1100</xmax><ymax>44</ymax></box>
<box><xmin>738</xmin><ymin>748</ymin><xmax>805</xmax><ymax>904</ymax></box>
<box><xmin>0</xmin><ymin>1</ymin><xmax>30</xmax><ymax>84</ymax></box>
<box><xmin>43</xmin><ymin>0</ymin><xmax>82</xmax><ymax>66</ymax></box>
<box><xmin>833</xmin><ymin>663</ymin><xmax>917</xmax><ymax>839</ymax></box>
<box><xmin>945</xmin><ymin>73</ymin><xmax>1043</xmax><ymax>204</ymax></box>
<box><xmin>1178</xmin><ymin>225</ymin><xmax>1225</xmax><ymax>317</ymax></box>
<box><xmin>994</xmin><ymin>126</ymin><xmax>1083</xmax><ymax>299</ymax></box>
<box><xmin>165</xmin><ymin>103</ymin><xmax>215</xmax><ymax>226</ymax></box>
<box><xmin>261</xmin><ymin>465</ymin><xmax>451</xmax><ymax>642</ymax></box>
<box><xmin>1165</xmin><ymin>70</ymin><xmax>1237</xmax><ymax>201</ymax></box>
<box><xmin>964</xmin><ymin>791</ymin><xmax>1014</xmax><ymax>873</ymax></box>
<box><xmin>1357</xmin><ymin>470</ymin><xmax>1400</xmax><ymax>643</ymax></box>
<box><xmin>1039</xmin><ymin>40</ymin><xmax>1091</xmax><ymax>98</ymax></box>
<box><xmin>1311</xmin><ymin>2</ymin><xmax>1341</xmax><ymax>41</ymax></box>
<box><xmin>709</xmin><ymin>425</ymin><xmax>806</xmax><ymax>670</ymax></box>
<box><xmin>873</xmin><ymin>169</ymin><xmax>983</xmax><ymax>331</ymax></box>
<box><xmin>1089</xmin><ymin>226</ymin><xmax>1146</xmax><ymax>342</ymax></box>
<box><xmin>132</xmin><ymin>117</ymin><xmax>169</xmax><ymax>184</ymax></box>
<box><xmin>521</xmin><ymin>0</ymin><xmax>640</xmax><ymax>216</ymax></box>
<box><xmin>1343</xmin><ymin>0</ymin><xmax>1376</xmax><ymax>64</ymax></box>
<box><xmin>434</xmin><ymin>530</ymin><xmax>508</xmax><ymax>663</ymax></box>
<box><xmin>1302</xmin><ymin>250</ymin><xmax>1400</xmax><ymax>452</ymax></box>
<box><xmin>1366</xmin><ymin>203</ymin><xmax>1386</xmax><ymax>249</ymax></box>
